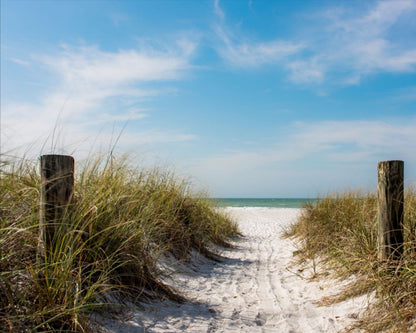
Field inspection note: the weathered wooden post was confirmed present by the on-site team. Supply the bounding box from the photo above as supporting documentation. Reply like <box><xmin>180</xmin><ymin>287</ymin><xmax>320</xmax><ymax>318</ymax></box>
<box><xmin>38</xmin><ymin>154</ymin><xmax>74</xmax><ymax>259</ymax></box>
<box><xmin>378</xmin><ymin>160</ymin><xmax>404</xmax><ymax>261</ymax></box>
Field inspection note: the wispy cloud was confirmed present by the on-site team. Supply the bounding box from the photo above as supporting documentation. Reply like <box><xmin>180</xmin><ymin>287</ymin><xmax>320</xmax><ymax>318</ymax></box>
<box><xmin>287</xmin><ymin>59</ymin><xmax>324</xmax><ymax>84</ymax></box>
<box><xmin>311</xmin><ymin>0</ymin><xmax>416</xmax><ymax>83</ymax></box>
<box><xmin>99</xmin><ymin>109</ymin><xmax>148</xmax><ymax>123</ymax></box>
<box><xmin>291</xmin><ymin>120</ymin><xmax>416</xmax><ymax>158</ymax></box>
<box><xmin>188</xmin><ymin>118</ymin><xmax>416</xmax><ymax>195</ymax></box>
<box><xmin>214</xmin><ymin>25</ymin><xmax>304</xmax><ymax>68</ymax></box>
<box><xmin>1</xmin><ymin>40</ymin><xmax>198</xmax><ymax>156</ymax></box>
<box><xmin>109</xmin><ymin>12</ymin><xmax>129</xmax><ymax>27</ymax></box>
<box><xmin>212</xmin><ymin>0</ymin><xmax>304</xmax><ymax>68</ymax></box>
<box><xmin>45</xmin><ymin>43</ymin><xmax>194</xmax><ymax>86</ymax></box>
<box><xmin>214</xmin><ymin>0</ymin><xmax>225</xmax><ymax>21</ymax></box>
<box><xmin>9</xmin><ymin>57</ymin><xmax>31</xmax><ymax>66</ymax></box>
<box><xmin>212</xmin><ymin>0</ymin><xmax>416</xmax><ymax>86</ymax></box>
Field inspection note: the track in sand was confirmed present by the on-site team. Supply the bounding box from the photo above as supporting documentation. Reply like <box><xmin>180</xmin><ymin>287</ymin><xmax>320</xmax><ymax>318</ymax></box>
<box><xmin>102</xmin><ymin>208</ymin><xmax>371</xmax><ymax>333</ymax></box>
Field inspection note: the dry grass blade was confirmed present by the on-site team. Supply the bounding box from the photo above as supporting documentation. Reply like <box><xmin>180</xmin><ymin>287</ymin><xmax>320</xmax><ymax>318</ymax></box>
<box><xmin>287</xmin><ymin>190</ymin><xmax>416</xmax><ymax>332</ymax></box>
<box><xmin>0</xmin><ymin>153</ymin><xmax>239</xmax><ymax>332</ymax></box>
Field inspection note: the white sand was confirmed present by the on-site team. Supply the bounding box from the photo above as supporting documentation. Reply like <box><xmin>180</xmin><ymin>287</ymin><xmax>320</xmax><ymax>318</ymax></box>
<box><xmin>102</xmin><ymin>208</ymin><xmax>372</xmax><ymax>333</ymax></box>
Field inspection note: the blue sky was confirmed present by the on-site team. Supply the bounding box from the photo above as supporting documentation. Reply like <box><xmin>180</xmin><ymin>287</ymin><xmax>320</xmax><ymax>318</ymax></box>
<box><xmin>2</xmin><ymin>0</ymin><xmax>416</xmax><ymax>197</ymax></box>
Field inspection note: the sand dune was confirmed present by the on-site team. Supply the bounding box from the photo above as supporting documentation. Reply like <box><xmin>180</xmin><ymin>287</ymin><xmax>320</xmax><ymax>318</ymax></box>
<box><xmin>102</xmin><ymin>208</ymin><xmax>371</xmax><ymax>332</ymax></box>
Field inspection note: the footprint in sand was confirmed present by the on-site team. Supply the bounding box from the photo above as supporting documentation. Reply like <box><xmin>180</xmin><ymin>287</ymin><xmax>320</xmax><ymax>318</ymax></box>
<box><xmin>254</xmin><ymin>312</ymin><xmax>267</xmax><ymax>326</ymax></box>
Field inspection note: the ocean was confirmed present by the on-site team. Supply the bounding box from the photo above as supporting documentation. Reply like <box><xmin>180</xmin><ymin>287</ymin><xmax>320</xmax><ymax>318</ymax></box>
<box><xmin>213</xmin><ymin>198</ymin><xmax>315</xmax><ymax>208</ymax></box>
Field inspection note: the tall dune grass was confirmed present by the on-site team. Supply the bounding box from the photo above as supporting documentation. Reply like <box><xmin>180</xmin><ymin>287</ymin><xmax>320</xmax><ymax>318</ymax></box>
<box><xmin>286</xmin><ymin>190</ymin><xmax>416</xmax><ymax>332</ymax></box>
<box><xmin>0</xmin><ymin>154</ymin><xmax>238</xmax><ymax>332</ymax></box>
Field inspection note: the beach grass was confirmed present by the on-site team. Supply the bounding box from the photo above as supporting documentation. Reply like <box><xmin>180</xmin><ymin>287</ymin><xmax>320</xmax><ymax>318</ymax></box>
<box><xmin>286</xmin><ymin>190</ymin><xmax>416</xmax><ymax>332</ymax></box>
<box><xmin>0</xmin><ymin>154</ymin><xmax>239</xmax><ymax>332</ymax></box>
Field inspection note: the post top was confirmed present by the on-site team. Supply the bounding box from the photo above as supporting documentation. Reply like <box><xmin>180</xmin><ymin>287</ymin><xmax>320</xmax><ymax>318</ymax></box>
<box><xmin>40</xmin><ymin>154</ymin><xmax>74</xmax><ymax>160</ymax></box>
<box><xmin>378</xmin><ymin>160</ymin><xmax>404</xmax><ymax>164</ymax></box>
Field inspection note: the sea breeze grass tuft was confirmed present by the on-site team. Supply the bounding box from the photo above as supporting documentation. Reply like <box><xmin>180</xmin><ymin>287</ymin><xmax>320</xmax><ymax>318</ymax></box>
<box><xmin>0</xmin><ymin>154</ymin><xmax>239</xmax><ymax>332</ymax></box>
<box><xmin>287</xmin><ymin>190</ymin><xmax>416</xmax><ymax>332</ymax></box>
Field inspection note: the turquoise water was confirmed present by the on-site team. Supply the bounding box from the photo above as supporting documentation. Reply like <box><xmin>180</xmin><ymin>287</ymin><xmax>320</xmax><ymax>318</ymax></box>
<box><xmin>213</xmin><ymin>198</ymin><xmax>316</xmax><ymax>208</ymax></box>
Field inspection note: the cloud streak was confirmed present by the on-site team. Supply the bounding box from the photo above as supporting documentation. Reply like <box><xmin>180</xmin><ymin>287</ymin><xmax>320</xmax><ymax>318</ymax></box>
<box><xmin>214</xmin><ymin>0</ymin><xmax>225</xmax><ymax>21</ymax></box>
<box><xmin>45</xmin><ymin>43</ymin><xmax>194</xmax><ymax>86</ymax></box>
<box><xmin>188</xmin><ymin>118</ymin><xmax>416</xmax><ymax>196</ymax></box>
<box><xmin>212</xmin><ymin>0</ymin><xmax>416</xmax><ymax>86</ymax></box>
<box><xmin>214</xmin><ymin>25</ymin><xmax>304</xmax><ymax>68</ymax></box>
<box><xmin>313</xmin><ymin>0</ymin><xmax>416</xmax><ymax>83</ymax></box>
<box><xmin>2</xmin><ymin>40</ymin><xmax>198</xmax><ymax>156</ymax></box>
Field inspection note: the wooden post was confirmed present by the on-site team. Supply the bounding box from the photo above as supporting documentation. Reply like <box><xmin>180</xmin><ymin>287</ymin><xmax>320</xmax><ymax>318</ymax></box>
<box><xmin>378</xmin><ymin>160</ymin><xmax>404</xmax><ymax>261</ymax></box>
<box><xmin>38</xmin><ymin>154</ymin><xmax>74</xmax><ymax>259</ymax></box>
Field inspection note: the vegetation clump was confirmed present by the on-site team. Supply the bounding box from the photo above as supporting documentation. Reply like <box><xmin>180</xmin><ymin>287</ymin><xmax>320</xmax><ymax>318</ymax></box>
<box><xmin>0</xmin><ymin>154</ymin><xmax>238</xmax><ymax>332</ymax></box>
<box><xmin>287</xmin><ymin>190</ymin><xmax>416</xmax><ymax>332</ymax></box>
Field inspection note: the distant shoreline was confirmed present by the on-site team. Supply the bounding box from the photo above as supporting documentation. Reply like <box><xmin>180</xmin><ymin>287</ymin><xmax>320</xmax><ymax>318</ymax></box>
<box><xmin>212</xmin><ymin>198</ymin><xmax>316</xmax><ymax>208</ymax></box>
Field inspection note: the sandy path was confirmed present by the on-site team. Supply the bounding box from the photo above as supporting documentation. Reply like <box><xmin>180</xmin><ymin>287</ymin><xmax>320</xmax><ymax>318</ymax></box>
<box><xmin>102</xmin><ymin>208</ymin><xmax>371</xmax><ymax>333</ymax></box>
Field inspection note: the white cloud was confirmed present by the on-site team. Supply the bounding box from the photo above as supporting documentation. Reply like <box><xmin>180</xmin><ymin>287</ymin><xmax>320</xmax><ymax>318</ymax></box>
<box><xmin>212</xmin><ymin>0</ymin><xmax>304</xmax><ymax>68</ymax></box>
<box><xmin>214</xmin><ymin>0</ymin><xmax>225</xmax><ymax>21</ymax></box>
<box><xmin>291</xmin><ymin>120</ymin><xmax>416</xmax><ymax>157</ymax></box>
<box><xmin>187</xmin><ymin>118</ymin><xmax>416</xmax><ymax>196</ymax></box>
<box><xmin>195</xmin><ymin>118</ymin><xmax>416</xmax><ymax>172</ymax></box>
<box><xmin>9</xmin><ymin>57</ymin><xmax>30</xmax><ymax>66</ymax></box>
<box><xmin>44</xmin><ymin>44</ymin><xmax>194</xmax><ymax>87</ymax></box>
<box><xmin>294</xmin><ymin>0</ymin><xmax>416</xmax><ymax>84</ymax></box>
<box><xmin>1</xmin><ymin>40</ymin><xmax>198</xmax><ymax>157</ymax></box>
<box><xmin>214</xmin><ymin>24</ymin><xmax>304</xmax><ymax>68</ymax></box>
<box><xmin>287</xmin><ymin>59</ymin><xmax>324</xmax><ymax>84</ymax></box>
<box><xmin>99</xmin><ymin>109</ymin><xmax>148</xmax><ymax>123</ymax></box>
<box><xmin>332</xmin><ymin>0</ymin><xmax>416</xmax><ymax>35</ymax></box>
<box><xmin>213</xmin><ymin>0</ymin><xmax>416</xmax><ymax>85</ymax></box>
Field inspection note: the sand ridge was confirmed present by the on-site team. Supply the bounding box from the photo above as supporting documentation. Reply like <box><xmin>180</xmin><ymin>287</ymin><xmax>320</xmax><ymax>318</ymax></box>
<box><xmin>102</xmin><ymin>208</ymin><xmax>371</xmax><ymax>332</ymax></box>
